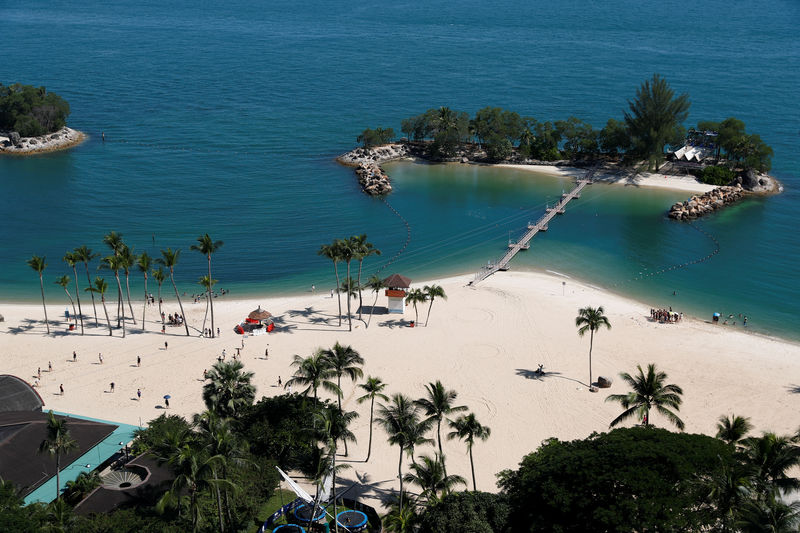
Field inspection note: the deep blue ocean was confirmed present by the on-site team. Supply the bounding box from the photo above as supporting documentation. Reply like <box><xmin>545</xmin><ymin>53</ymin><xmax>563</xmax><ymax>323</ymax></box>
<box><xmin>1</xmin><ymin>0</ymin><xmax>798</xmax><ymax>340</ymax></box>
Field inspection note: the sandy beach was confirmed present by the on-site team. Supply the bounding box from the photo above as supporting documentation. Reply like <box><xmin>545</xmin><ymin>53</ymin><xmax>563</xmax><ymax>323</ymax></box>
<box><xmin>2</xmin><ymin>270</ymin><xmax>798</xmax><ymax>508</ymax></box>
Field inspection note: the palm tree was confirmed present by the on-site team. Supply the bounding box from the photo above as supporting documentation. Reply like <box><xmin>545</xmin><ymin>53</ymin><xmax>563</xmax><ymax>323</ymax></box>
<box><xmin>86</xmin><ymin>277</ymin><xmax>113</xmax><ymax>335</ymax></box>
<box><xmin>403</xmin><ymin>453</ymin><xmax>465</xmax><ymax>504</ymax></box>
<box><xmin>27</xmin><ymin>255</ymin><xmax>50</xmax><ymax>334</ymax></box>
<box><xmin>152</xmin><ymin>266</ymin><xmax>167</xmax><ymax>320</ymax></box>
<box><xmin>54</xmin><ymin>275</ymin><xmax>77</xmax><ymax>328</ymax></box>
<box><xmin>198</xmin><ymin>275</ymin><xmax>217</xmax><ymax>335</ymax></box>
<box><xmin>339</xmin><ymin>239</ymin><xmax>356</xmax><ymax>330</ymax></box>
<box><xmin>350</xmin><ymin>234</ymin><xmax>380</xmax><ymax>321</ymax></box>
<box><xmin>740</xmin><ymin>433</ymin><xmax>800</xmax><ymax>497</ymax></box>
<box><xmin>103</xmin><ymin>231</ymin><xmax>126</xmax><ymax>321</ymax></box>
<box><xmin>717</xmin><ymin>414</ymin><xmax>753</xmax><ymax>446</ymax></box>
<box><xmin>575</xmin><ymin>306</ymin><xmax>611</xmax><ymax>391</ymax></box>
<box><xmin>62</xmin><ymin>252</ymin><xmax>84</xmax><ymax>335</ymax></box>
<box><xmin>357</xmin><ymin>376</ymin><xmax>389</xmax><ymax>462</ymax></box>
<box><xmin>319</xmin><ymin>240</ymin><xmax>344</xmax><ymax>326</ymax></box>
<box><xmin>422</xmin><ymin>285</ymin><xmax>446</xmax><ymax>327</ymax></box>
<box><xmin>737</xmin><ymin>497</ymin><xmax>800</xmax><ymax>533</ymax></box>
<box><xmin>101</xmin><ymin>254</ymin><xmax>126</xmax><ymax>337</ymax></box>
<box><xmin>382</xmin><ymin>492</ymin><xmax>419</xmax><ymax>533</ymax></box>
<box><xmin>338</xmin><ymin>277</ymin><xmax>360</xmax><ymax>331</ymax></box>
<box><xmin>405</xmin><ymin>288</ymin><xmax>427</xmax><ymax>325</ymax></box>
<box><xmin>448</xmin><ymin>412</ymin><xmax>491</xmax><ymax>491</ymax></box>
<box><xmin>73</xmin><ymin>245</ymin><xmax>100</xmax><ymax>326</ymax></box>
<box><xmin>416</xmin><ymin>381</ymin><xmax>466</xmax><ymax>477</ymax></box>
<box><xmin>119</xmin><ymin>244</ymin><xmax>137</xmax><ymax>324</ymax></box>
<box><xmin>376</xmin><ymin>394</ymin><xmax>429</xmax><ymax>511</ymax></box>
<box><xmin>157</xmin><ymin>248</ymin><xmax>190</xmax><ymax>336</ymax></box>
<box><xmin>702</xmin><ymin>456</ymin><xmax>755</xmax><ymax>533</ymax></box>
<box><xmin>38</xmin><ymin>411</ymin><xmax>78</xmax><ymax>500</ymax></box>
<box><xmin>365</xmin><ymin>275</ymin><xmax>385</xmax><ymax>329</ymax></box>
<box><xmin>202</xmin><ymin>360</ymin><xmax>256</xmax><ymax>419</ymax></box>
<box><xmin>606</xmin><ymin>363</ymin><xmax>685</xmax><ymax>430</ymax></box>
<box><xmin>64</xmin><ymin>471</ymin><xmax>101</xmax><ymax>504</ymax></box>
<box><xmin>315</xmin><ymin>407</ymin><xmax>358</xmax><ymax>533</ymax></box>
<box><xmin>137</xmin><ymin>252</ymin><xmax>152</xmax><ymax>329</ymax></box>
<box><xmin>191</xmin><ymin>234</ymin><xmax>223</xmax><ymax>338</ymax></box>
<box><xmin>321</xmin><ymin>342</ymin><xmax>364</xmax><ymax>456</ymax></box>
<box><xmin>286</xmin><ymin>351</ymin><xmax>339</xmax><ymax>403</ymax></box>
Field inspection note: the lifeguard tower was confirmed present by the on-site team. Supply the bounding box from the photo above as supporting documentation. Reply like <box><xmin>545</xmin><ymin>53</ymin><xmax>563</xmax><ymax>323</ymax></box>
<box><xmin>383</xmin><ymin>273</ymin><xmax>411</xmax><ymax>314</ymax></box>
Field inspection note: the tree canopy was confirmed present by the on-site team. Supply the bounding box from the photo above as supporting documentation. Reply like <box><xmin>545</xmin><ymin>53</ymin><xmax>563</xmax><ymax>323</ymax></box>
<box><xmin>0</xmin><ymin>83</ymin><xmax>70</xmax><ymax>136</ymax></box>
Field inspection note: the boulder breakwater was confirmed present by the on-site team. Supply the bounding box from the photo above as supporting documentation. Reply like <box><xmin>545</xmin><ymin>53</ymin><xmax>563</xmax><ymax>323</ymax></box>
<box><xmin>668</xmin><ymin>186</ymin><xmax>745</xmax><ymax>220</ymax></box>
<box><xmin>0</xmin><ymin>127</ymin><xmax>85</xmax><ymax>155</ymax></box>
<box><xmin>337</xmin><ymin>144</ymin><xmax>411</xmax><ymax>196</ymax></box>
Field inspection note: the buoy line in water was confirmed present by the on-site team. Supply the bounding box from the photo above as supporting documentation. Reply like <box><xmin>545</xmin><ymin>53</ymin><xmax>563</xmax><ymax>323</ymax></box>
<box><xmin>372</xmin><ymin>197</ymin><xmax>412</xmax><ymax>275</ymax></box>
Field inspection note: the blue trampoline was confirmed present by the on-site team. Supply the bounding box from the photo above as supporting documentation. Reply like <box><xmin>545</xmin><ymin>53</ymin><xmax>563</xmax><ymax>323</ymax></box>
<box><xmin>336</xmin><ymin>510</ymin><xmax>368</xmax><ymax>531</ymax></box>
<box><xmin>273</xmin><ymin>525</ymin><xmax>305</xmax><ymax>533</ymax></box>
<box><xmin>293</xmin><ymin>503</ymin><xmax>325</xmax><ymax>523</ymax></box>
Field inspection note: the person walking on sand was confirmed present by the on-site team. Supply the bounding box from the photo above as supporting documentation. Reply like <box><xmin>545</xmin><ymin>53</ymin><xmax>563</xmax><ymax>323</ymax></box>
<box><xmin>60</xmin><ymin>384</ymin><xmax>64</xmax><ymax>395</ymax></box>
<box><xmin>37</xmin><ymin>367</ymin><xmax>42</xmax><ymax>379</ymax></box>
<box><xmin>48</xmin><ymin>361</ymin><xmax>52</xmax><ymax>372</ymax></box>
<box><xmin>137</xmin><ymin>355</ymin><xmax>141</xmax><ymax>367</ymax></box>
<box><xmin>165</xmin><ymin>397</ymin><xmax>169</xmax><ymax>409</ymax></box>
<box><xmin>278</xmin><ymin>376</ymin><xmax>282</xmax><ymax>387</ymax></box>
<box><xmin>34</xmin><ymin>378</ymin><xmax>40</xmax><ymax>388</ymax></box>
<box><xmin>217</xmin><ymin>327</ymin><xmax>220</xmax><ymax>337</ymax></box>
<box><xmin>164</xmin><ymin>341</ymin><xmax>168</xmax><ymax>350</ymax></box>
<box><xmin>73</xmin><ymin>351</ymin><xmax>77</xmax><ymax>362</ymax></box>
<box><xmin>222</xmin><ymin>349</ymin><xmax>227</xmax><ymax>360</ymax></box>
<box><xmin>265</xmin><ymin>346</ymin><xmax>269</xmax><ymax>359</ymax></box>
<box><xmin>137</xmin><ymin>388</ymin><xmax>142</xmax><ymax>401</ymax></box>
<box><xmin>98</xmin><ymin>353</ymin><xmax>103</xmax><ymax>364</ymax></box>
<box><xmin>110</xmin><ymin>382</ymin><xmax>115</xmax><ymax>393</ymax></box>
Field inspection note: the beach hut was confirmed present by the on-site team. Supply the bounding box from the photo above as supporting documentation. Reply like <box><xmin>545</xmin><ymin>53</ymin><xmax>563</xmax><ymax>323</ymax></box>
<box><xmin>383</xmin><ymin>273</ymin><xmax>411</xmax><ymax>314</ymax></box>
<box><xmin>248</xmin><ymin>306</ymin><xmax>272</xmax><ymax>323</ymax></box>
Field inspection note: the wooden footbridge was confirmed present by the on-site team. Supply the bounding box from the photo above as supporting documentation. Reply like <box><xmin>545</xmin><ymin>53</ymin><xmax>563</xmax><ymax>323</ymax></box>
<box><xmin>469</xmin><ymin>166</ymin><xmax>599</xmax><ymax>285</ymax></box>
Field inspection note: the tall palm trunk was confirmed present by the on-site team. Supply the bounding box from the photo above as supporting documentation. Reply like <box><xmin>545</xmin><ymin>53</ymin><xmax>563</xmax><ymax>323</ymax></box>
<box><xmin>333</xmin><ymin>261</ymin><xmax>342</xmax><ymax>326</ymax></box>
<box><xmin>38</xmin><ymin>273</ymin><xmax>50</xmax><ymax>334</ymax></box>
<box><xmin>425</xmin><ymin>298</ymin><xmax>435</xmax><ymax>326</ymax></box>
<box><xmin>346</xmin><ymin>261</ymin><xmax>352</xmax><ymax>331</ymax></box>
<box><xmin>84</xmin><ymin>264</ymin><xmax>99</xmax><ymax>326</ymax></box>
<box><xmin>213</xmin><ymin>467</ymin><xmax>224</xmax><ymax>533</ymax></box>
<box><xmin>55</xmin><ymin>453</ymin><xmax>61</xmax><ymax>499</ymax></box>
<box><xmin>101</xmin><ymin>294</ymin><xmax>113</xmax><ymax>336</ymax></box>
<box><xmin>201</xmin><ymin>295</ymin><xmax>210</xmax><ymax>334</ymax></box>
<box><xmin>367</xmin><ymin>290</ymin><xmax>379</xmax><ymax>329</ymax></box>
<box><xmin>398</xmin><ymin>445</ymin><xmax>405</xmax><ymax>510</ymax></box>
<box><xmin>336</xmin><ymin>376</ymin><xmax>349</xmax><ymax>457</ymax></box>
<box><xmin>61</xmin><ymin>286</ymin><xmax>77</xmax><ymax>326</ymax></box>
<box><xmin>588</xmin><ymin>329</ymin><xmax>594</xmax><ymax>389</ymax></box>
<box><xmin>141</xmin><ymin>274</ymin><xmax>148</xmax><ymax>330</ymax></box>
<box><xmin>157</xmin><ymin>283</ymin><xmax>163</xmax><ymax>318</ymax></box>
<box><xmin>170</xmin><ymin>270</ymin><xmax>190</xmax><ymax>336</ymax></box>
<box><xmin>207</xmin><ymin>255</ymin><xmax>216</xmax><ymax>338</ymax></box>
<box><xmin>114</xmin><ymin>272</ymin><xmax>125</xmax><ymax>338</ymax></box>
<box><xmin>125</xmin><ymin>272</ymin><xmax>136</xmax><ymax>324</ymax></box>
<box><xmin>468</xmin><ymin>445</ymin><xmax>476</xmax><ymax>491</ymax></box>
<box><xmin>70</xmin><ymin>267</ymin><xmax>84</xmax><ymax>334</ymax></box>
<box><xmin>366</xmin><ymin>398</ymin><xmax>375</xmax><ymax>462</ymax></box>
<box><xmin>437</xmin><ymin>419</ymin><xmax>448</xmax><ymax>478</ymax></box>
<box><xmin>332</xmin><ymin>444</ymin><xmax>339</xmax><ymax>533</ymax></box>
<box><xmin>357</xmin><ymin>259</ymin><xmax>364</xmax><ymax>320</ymax></box>
<box><xmin>222</xmin><ymin>465</ymin><xmax>233</xmax><ymax>530</ymax></box>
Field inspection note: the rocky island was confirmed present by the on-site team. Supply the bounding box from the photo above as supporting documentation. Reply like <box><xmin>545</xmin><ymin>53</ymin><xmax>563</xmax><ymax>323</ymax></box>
<box><xmin>0</xmin><ymin>83</ymin><xmax>85</xmax><ymax>155</ymax></box>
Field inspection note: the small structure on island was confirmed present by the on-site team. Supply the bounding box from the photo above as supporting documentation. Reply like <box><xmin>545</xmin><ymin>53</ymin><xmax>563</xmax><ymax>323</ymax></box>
<box><xmin>383</xmin><ymin>273</ymin><xmax>412</xmax><ymax>314</ymax></box>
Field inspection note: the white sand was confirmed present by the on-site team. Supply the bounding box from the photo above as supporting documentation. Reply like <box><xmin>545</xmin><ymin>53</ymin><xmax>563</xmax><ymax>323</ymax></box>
<box><xmin>2</xmin><ymin>271</ymin><xmax>797</xmax><ymax>507</ymax></box>
<box><xmin>498</xmin><ymin>163</ymin><xmax>717</xmax><ymax>193</ymax></box>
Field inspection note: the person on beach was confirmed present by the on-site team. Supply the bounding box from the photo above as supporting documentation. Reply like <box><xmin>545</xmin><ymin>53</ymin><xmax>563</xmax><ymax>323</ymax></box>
<box><xmin>217</xmin><ymin>327</ymin><xmax>220</xmax><ymax>337</ymax></box>
<box><xmin>312</xmin><ymin>284</ymin><xmax>315</xmax><ymax>293</ymax></box>
<box><xmin>137</xmin><ymin>355</ymin><xmax>141</xmax><ymax>367</ymax></box>
<box><xmin>165</xmin><ymin>398</ymin><xmax>169</xmax><ymax>409</ymax></box>
<box><xmin>37</xmin><ymin>367</ymin><xmax>41</xmax><ymax>379</ymax></box>
<box><xmin>34</xmin><ymin>378</ymin><xmax>40</xmax><ymax>388</ymax></box>
<box><xmin>73</xmin><ymin>351</ymin><xmax>77</xmax><ymax>362</ymax></box>
<box><xmin>137</xmin><ymin>388</ymin><xmax>142</xmax><ymax>401</ymax></box>
<box><xmin>98</xmin><ymin>353</ymin><xmax>103</xmax><ymax>364</ymax></box>
<box><xmin>265</xmin><ymin>347</ymin><xmax>269</xmax><ymax>359</ymax></box>
<box><xmin>278</xmin><ymin>376</ymin><xmax>282</xmax><ymax>387</ymax></box>
<box><xmin>164</xmin><ymin>341</ymin><xmax>168</xmax><ymax>350</ymax></box>
<box><xmin>48</xmin><ymin>361</ymin><xmax>52</xmax><ymax>372</ymax></box>
<box><xmin>60</xmin><ymin>384</ymin><xmax>64</xmax><ymax>395</ymax></box>
<box><xmin>110</xmin><ymin>382</ymin><xmax>115</xmax><ymax>393</ymax></box>
<box><xmin>203</xmin><ymin>369</ymin><xmax>208</xmax><ymax>380</ymax></box>
<box><xmin>222</xmin><ymin>349</ymin><xmax>227</xmax><ymax>360</ymax></box>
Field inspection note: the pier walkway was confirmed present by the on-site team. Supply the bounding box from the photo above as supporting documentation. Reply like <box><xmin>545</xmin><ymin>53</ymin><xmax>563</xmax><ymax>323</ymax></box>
<box><xmin>469</xmin><ymin>166</ymin><xmax>598</xmax><ymax>285</ymax></box>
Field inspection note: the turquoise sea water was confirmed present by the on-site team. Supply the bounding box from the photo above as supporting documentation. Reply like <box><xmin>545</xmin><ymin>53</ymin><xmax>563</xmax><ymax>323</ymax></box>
<box><xmin>1</xmin><ymin>0</ymin><xmax>798</xmax><ymax>340</ymax></box>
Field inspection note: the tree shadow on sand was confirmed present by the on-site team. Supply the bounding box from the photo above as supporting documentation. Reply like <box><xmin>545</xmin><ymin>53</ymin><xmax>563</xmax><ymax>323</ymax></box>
<box><xmin>786</xmin><ymin>385</ymin><xmax>800</xmax><ymax>394</ymax></box>
<box><xmin>516</xmin><ymin>368</ymin><xmax>589</xmax><ymax>387</ymax></box>
<box><xmin>336</xmin><ymin>471</ymin><xmax>399</xmax><ymax>506</ymax></box>
<box><xmin>376</xmin><ymin>319</ymin><xmax>410</xmax><ymax>329</ymax></box>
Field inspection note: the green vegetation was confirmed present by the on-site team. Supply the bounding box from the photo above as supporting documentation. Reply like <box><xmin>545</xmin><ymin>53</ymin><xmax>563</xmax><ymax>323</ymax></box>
<box><xmin>698</xmin><ymin>164</ymin><xmax>738</xmax><ymax>185</ymax></box>
<box><xmin>358</xmin><ymin>127</ymin><xmax>395</xmax><ymax>147</ymax></box>
<box><xmin>698</xmin><ymin>117</ymin><xmax>774</xmax><ymax>172</ymax></box>
<box><xmin>0</xmin><ymin>83</ymin><xmax>70</xmax><ymax>136</ymax></box>
<box><xmin>606</xmin><ymin>363</ymin><xmax>685</xmax><ymax>430</ymax></box>
<box><xmin>575</xmin><ymin>305</ymin><xmax>611</xmax><ymax>392</ymax></box>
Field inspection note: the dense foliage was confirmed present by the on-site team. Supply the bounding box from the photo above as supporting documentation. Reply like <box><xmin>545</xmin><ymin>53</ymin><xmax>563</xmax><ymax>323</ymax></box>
<box><xmin>417</xmin><ymin>491</ymin><xmax>510</xmax><ymax>533</ymax></box>
<box><xmin>697</xmin><ymin>117</ymin><xmax>773</xmax><ymax>172</ymax></box>
<box><xmin>697</xmin><ymin>165</ymin><xmax>737</xmax><ymax>186</ymax></box>
<box><xmin>357</xmin><ymin>127</ymin><xmax>395</xmax><ymax>147</ymax></box>
<box><xmin>0</xmin><ymin>83</ymin><xmax>70</xmax><ymax>136</ymax></box>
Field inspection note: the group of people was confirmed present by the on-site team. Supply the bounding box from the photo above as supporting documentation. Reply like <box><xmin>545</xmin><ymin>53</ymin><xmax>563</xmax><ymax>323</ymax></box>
<box><xmin>162</xmin><ymin>312</ymin><xmax>184</xmax><ymax>326</ymax></box>
<box><xmin>201</xmin><ymin>328</ymin><xmax>221</xmax><ymax>337</ymax></box>
<box><xmin>650</xmin><ymin>307</ymin><xmax>683</xmax><ymax>323</ymax></box>
<box><xmin>144</xmin><ymin>293</ymin><xmax>160</xmax><ymax>306</ymax></box>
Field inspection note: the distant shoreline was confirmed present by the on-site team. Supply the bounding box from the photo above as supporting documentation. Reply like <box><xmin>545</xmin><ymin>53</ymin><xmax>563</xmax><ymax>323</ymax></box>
<box><xmin>0</xmin><ymin>127</ymin><xmax>86</xmax><ymax>156</ymax></box>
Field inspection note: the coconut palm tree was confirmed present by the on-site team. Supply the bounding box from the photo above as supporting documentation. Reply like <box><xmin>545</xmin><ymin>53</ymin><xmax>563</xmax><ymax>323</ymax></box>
<box><xmin>202</xmin><ymin>360</ymin><xmax>255</xmax><ymax>419</ymax></box>
<box><xmin>357</xmin><ymin>376</ymin><xmax>389</xmax><ymax>462</ymax></box>
<box><xmin>575</xmin><ymin>306</ymin><xmax>611</xmax><ymax>391</ymax></box>
<box><xmin>86</xmin><ymin>277</ymin><xmax>113</xmax><ymax>335</ymax></box>
<box><xmin>152</xmin><ymin>266</ymin><xmax>166</xmax><ymax>320</ymax></box>
<box><xmin>376</xmin><ymin>394</ymin><xmax>429</xmax><ymax>511</ymax></box>
<box><xmin>191</xmin><ymin>234</ymin><xmax>224</xmax><ymax>338</ymax></box>
<box><xmin>286</xmin><ymin>351</ymin><xmax>339</xmax><ymax>403</ymax></box>
<box><xmin>319</xmin><ymin>240</ymin><xmax>344</xmax><ymax>326</ymax></box>
<box><xmin>606</xmin><ymin>363</ymin><xmax>685</xmax><ymax>430</ymax></box>
<box><xmin>701</xmin><ymin>456</ymin><xmax>755</xmax><ymax>533</ymax></box>
<box><xmin>737</xmin><ymin>497</ymin><xmax>800</xmax><ymax>533</ymax></box>
<box><xmin>119</xmin><ymin>244</ymin><xmax>137</xmax><ymax>325</ymax></box>
<box><xmin>350</xmin><ymin>234</ymin><xmax>380</xmax><ymax>321</ymax></box>
<box><xmin>403</xmin><ymin>453</ymin><xmax>465</xmax><ymax>504</ymax></box>
<box><xmin>137</xmin><ymin>252</ymin><xmax>152</xmax><ymax>330</ymax></box>
<box><xmin>73</xmin><ymin>245</ymin><xmax>100</xmax><ymax>326</ymax></box>
<box><xmin>157</xmin><ymin>248</ymin><xmax>190</xmax><ymax>336</ymax></box>
<box><xmin>315</xmin><ymin>407</ymin><xmax>358</xmax><ymax>533</ymax></box>
<box><xmin>448</xmin><ymin>412</ymin><xmax>491</xmax><ymax>491</ymax></box>
<box><xmin>717</xmin><ymin>414</ymin><xmax>753</xmax><ymax>446</ymax></box>
<box><xmin>365</xmin><ymin>275</ymin><xmax>385</xmax><ymax>329</ymax></box>
<box><xmin>382</xmin><ymin>492</ymin><xmax>419</xmax><ymax>533</ymax></box>
<box><xmin>416</xmin><ymin>381</ymin><xmax>466</xmax><ymax>477</ymax></box>
<box><xmin>27</xmin><ymin>255</ymin><xmax>50</xmax><ymax>334</ymax></box>
<box><xmin>198</xmin><ymin>275</ymin><xmax>217</xmax><ymax>335</ymax></box>
<box><xmin>103</xmin><ymin>231</ymin><xmax>126</xmax><ymax>321</ymax></box>
<box><xmin>101</xmin><ymin>254</ymin><xmax>126</xmax><ymax>337</ymax></box>
<box><xmin>64</xmin><ymin>471</ymin><xmax>101</xmax><ymax>505</ymax></box>
<box><xmin>62</xmin><ymin>252</ymin><xmax>84</xmax><ymax>335</ymax></box>
<box><xmin>339</xmin><ymin>239</ymin><xmax>356</xmax><ymax>329</ymax></box>
<box><xmin>338</xmin><ymin>277</ymin><xmax>360</xmax><ymax>332</ymax></box>
<box><xmin>422</xmin><ymin>285</ymin><xmax>446</xmax><ymax>327</ymax></box>
<box><xmin>405</xmin><ymin>288</ymin><xmax>427</xmax><ymax>325</ymax></box>
<box><xmin>38</xmin><ymin>411</ymin><xmax>78</xmax><ymax>500</ymax></box>
<box><xmin>54</xmin><ymin>275</ymin><xmax>77</xmax><ymax>328</ymax></box>
<box><xmin>321</xmin><ymin>342</ymin><xmax>364</xmax><ymax>455</ymax></box>
<box><xmin>740</xmin><ymin>433</ymin><xmax>800</xmax><ymax>497</ymax></box>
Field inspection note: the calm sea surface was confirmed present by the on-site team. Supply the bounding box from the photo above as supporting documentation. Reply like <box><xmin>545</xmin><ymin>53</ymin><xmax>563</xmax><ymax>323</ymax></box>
<box><xmin>1</xmin><ymin>0</ymin><xmax>798</xmax><ymax>340</ymax></box>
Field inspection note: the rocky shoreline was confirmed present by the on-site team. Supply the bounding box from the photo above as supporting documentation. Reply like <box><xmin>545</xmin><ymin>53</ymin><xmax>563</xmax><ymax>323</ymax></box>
<box><xmin>0</xmin><ymin>127</ymin><xmax>86</xmax><ymax>155</ymax></box>
<box><xmin>668</xmin><ymin>186</ymin><xmax>746</xmax><ymax>220</ymax></box>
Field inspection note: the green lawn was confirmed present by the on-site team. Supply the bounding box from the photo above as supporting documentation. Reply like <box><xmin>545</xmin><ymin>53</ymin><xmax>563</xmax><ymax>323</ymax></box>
<box><xmin>253</xmin><ymin>489</ymin><xmax>297</xmax><ymax>532</ymax></box>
